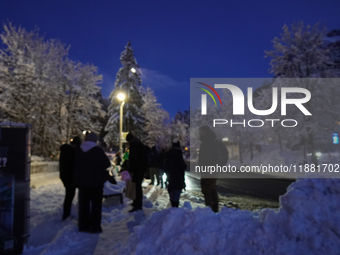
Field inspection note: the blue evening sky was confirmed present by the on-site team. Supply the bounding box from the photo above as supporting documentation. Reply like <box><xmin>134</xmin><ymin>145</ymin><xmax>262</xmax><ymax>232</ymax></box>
<box><xmin>1</xmin><ymin>0</ymin><xmax>339</xmax><ymax>117</ymax></box>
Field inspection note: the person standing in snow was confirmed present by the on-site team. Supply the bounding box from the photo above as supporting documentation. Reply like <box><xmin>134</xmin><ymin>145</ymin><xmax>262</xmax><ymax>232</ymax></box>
<box><xmin>164</xmin><ymin>139</ymin><xmax>187</xmax><ymax>207</ymax></box>
<box><xmin>59</xmin><ymin>136</ymin><xmax>82</xmax><ymax>220</ymax></box>
<box><xmin>198</xmin><ymin>126</ymin><xmax>220</xmax><ymax>213</ymax></box>
<box><xmin>126</xmin><ymin>133</ymin><xmax>148</xmax><ymax>212</ymax></box>
<box><xmin>74</xmin><ymin>131</ymin><xmax>116</xmax><ymax>233</ymax></box>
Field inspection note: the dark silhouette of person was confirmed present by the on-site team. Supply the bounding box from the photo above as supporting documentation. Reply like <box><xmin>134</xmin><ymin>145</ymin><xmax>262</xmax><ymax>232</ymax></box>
<box><xmin>59</xmin><ymin>136</ymin><xmax>81</xmax><ymax>220</ymax></box>
<box><xmin>164</xmin><ymin>139</ymin><xmax>187</xmax><ymax>207</ymax></box>
<box><xmin>126</xmin><ymin>133</ymin><xmax>148</xmax><ymax>212</ymax></box>
<box><xmin>199</xmin><ymin>126</ymin><xmax>219</xmax><ymax>213</ymax></box>
<box><xmin>74</xmin><ymin>131</ymin><xmax>116</xmax><ymax>233</ymax></box>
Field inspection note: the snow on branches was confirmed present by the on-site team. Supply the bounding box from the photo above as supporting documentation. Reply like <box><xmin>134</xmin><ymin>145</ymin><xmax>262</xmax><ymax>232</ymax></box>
<box><xmin>0</xmin><ymin>23</ymin><xmax>105</xmax><ymax>157</ymax></box>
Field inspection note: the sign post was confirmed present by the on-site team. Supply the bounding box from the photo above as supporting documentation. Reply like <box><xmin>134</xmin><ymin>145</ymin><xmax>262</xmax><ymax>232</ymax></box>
<box><xmin>0</xmin><ymin>122</ymin><xmax>31</xmax><ymax>255</ymax></box>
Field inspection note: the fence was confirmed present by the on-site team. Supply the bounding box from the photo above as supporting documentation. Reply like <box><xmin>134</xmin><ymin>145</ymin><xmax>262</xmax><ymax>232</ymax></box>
<box><xmin>30</xmin><ymin>162</ymin><xmax>59</xmax><ymax>174</ymax></box>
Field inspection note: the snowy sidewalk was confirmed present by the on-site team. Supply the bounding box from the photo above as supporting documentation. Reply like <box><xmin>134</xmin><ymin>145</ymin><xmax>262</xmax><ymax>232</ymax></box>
<box><xmin>24</xmin><ymin>174</ymin><xmax>206</xmax><ymax>255</ymax></box>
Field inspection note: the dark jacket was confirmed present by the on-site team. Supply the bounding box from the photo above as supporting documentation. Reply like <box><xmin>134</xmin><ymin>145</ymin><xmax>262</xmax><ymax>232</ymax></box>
<box><xmin>59</xmin><ymin>144</ymin><xmax>76</xmax><ymax>187</ymax></box>
<box><xmin>128</xmin><ymin>137</ymin><xmax>147</xmax><ymax>180</ymax></box>
<box><xmin>198</xmin><ymin>131</ymin><xmax>220</xmax><ymax>167</ymax></box>
<box><xmin>164</xmin><ymin>147</ymin><xmax>187</xmax><ymax>190</ymax></box>
<box><xmin>74</xmin><ymin>145</ymin><xmax>114</xmax><ymax>188</ymax></box>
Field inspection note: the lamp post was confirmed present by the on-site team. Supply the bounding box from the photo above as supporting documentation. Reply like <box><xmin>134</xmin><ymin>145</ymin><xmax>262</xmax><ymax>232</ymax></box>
<box><xmin>117</xmin><ymin>92</ymin><xmax>126</xmax><ymax>155</ymax></box>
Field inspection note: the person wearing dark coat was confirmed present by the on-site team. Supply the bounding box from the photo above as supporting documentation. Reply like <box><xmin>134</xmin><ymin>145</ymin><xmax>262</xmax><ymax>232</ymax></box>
<box><xmin>126</xmin><ymin>133</ymin><xmax>148</xmax><ymax>213</ymax></box>
<box><xmin>59</xmin><ymin>136</ymin><xmax>81</xmax><ymax>220</ymax></box>
<box><xmin>164</xmin><ymin>139</ymin><xmax>187</xmax><ymax>208</ymax></box>
<box><xmin>199</xmin><ymin>126</ymin><xmax>219</xmax><ymax>213</ymax></box>
<box><xmin>74</xmin><ymin>131</ymin><xmax>116</xmax><ymax>233</ymax></box>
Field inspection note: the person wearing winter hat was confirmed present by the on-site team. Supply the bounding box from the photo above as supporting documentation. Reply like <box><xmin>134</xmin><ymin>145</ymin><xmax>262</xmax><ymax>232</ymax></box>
<box><xmin>74</xmin><ymin>131</ymin><xmax>117</xmax><ymax>233</ymax></box>
<box><xmin>164</xmin><ymin>139</ymin><xmax>187</xmax><ymax>207</ymax></box>
<box><xmin>59</xmin><ymin>136</ymin><xmax>82</xmax><ymax>220</ymax></box>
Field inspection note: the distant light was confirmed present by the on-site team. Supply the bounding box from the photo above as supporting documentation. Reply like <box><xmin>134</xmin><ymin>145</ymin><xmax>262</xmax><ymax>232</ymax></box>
<box><xmin>185</xmin><ymin>147</ymin><xmax>188</xmax><ymax>151</ymax></box>
<box><xmin>130</xmin><ymin>68</ymin><xmax>136</xmax><ymax>73</ymax></box>
<box><xmin>83</xmin><ymin>131</ymin><xmax>86</xmax><ymax>135</ymax></box>
<box><xmin>316</xmin><ymin>152</ymin><xmax>322</xmax><ymax>157</ymax></box>
<box><xmin>222</xmin><ymin>137</ymin><xmax>229</xmax><ymax>142</ymax></box>
<box><xmin>117</xmin><ymin>92</ymin><xmax>126</xmax><ymax>101</ymax></box>
<box><xmin>333</xmin><ymin>133</ymin><xmax>339</xmax><ymax>144</ymax></box>
<box><xmin>70</xmin><ymin>139</ymin><xmax>73</xmax><ymax>142</ymax></box>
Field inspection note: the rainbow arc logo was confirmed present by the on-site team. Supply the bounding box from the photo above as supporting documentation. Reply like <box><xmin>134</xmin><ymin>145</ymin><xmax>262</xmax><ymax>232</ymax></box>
<box><xmin>196</xmin><ymin>82</ymin><xmax>222</xmax><ymax>106</ymax></box>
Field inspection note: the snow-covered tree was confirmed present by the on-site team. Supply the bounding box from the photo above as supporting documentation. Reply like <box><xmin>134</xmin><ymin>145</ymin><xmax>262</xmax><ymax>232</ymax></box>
<box><xmin>0</xmin><ymin>23</ymin><xmax>105</xmax><ymax>157</ymax></box>
<box><xmin>105</xmin><ymin>41</ymin><xmax>145</xmax><ymax>146</ymax></box>
<box><xmin>265</xmin><ymin>22</ymin><xmax>334</xmax><ymax>78</ymax></box>
<box><xmin>265</xmin><ymin>22</ymin><xmax>340</xmax><ymax>164</ymax></box>
<box><xmin>141</xmin><ymin>86</ymin><xmax>169</xmax><ymax>148</ymax></box>
<box><xmin>173</xmin><ymin>109</ymin><xmax>190</xmax><ymax>148</ymax></box>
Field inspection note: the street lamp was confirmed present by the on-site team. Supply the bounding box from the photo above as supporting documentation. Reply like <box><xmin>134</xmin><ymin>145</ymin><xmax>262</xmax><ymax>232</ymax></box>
<box><xmin>117</xmin><ymin>92</ymin><xmax>126</xmax><ymax>155</ymax></box>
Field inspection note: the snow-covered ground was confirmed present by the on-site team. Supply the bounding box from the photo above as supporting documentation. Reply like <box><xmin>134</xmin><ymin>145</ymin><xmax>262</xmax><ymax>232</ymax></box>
<box><xmin>24</xmin><ymin>177</ymin><xmax>206</xmax><ymax>255</ymax></box>
<box><xmin>24</xmin><ymin>175</ymin><xmax>340</xmax><ymax>254</ymax></box>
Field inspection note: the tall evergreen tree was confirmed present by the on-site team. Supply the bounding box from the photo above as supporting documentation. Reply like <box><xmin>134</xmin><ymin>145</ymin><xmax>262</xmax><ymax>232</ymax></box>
<box><xmin>105</xmin><ymin>41</ymin><xmax>145</xmax><ymax>146</ymax></box>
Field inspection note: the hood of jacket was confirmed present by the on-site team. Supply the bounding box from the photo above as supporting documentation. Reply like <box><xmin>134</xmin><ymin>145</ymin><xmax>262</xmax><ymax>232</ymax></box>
<box><xmin>80</xmin><ymin>141</ymin><xmax>97</xmax><ymax>152</ymax></box>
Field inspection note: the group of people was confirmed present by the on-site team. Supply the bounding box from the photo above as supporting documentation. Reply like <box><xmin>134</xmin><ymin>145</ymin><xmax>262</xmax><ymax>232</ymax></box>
<box><xmin>119</xmin><ymin>134</ymin><xmax>187</xmax><ymax>211</ymax></box>
<box><xmin>59</xmin><ymin>125</ymin><xmax>225</xmax><ymax>233</ymax></box>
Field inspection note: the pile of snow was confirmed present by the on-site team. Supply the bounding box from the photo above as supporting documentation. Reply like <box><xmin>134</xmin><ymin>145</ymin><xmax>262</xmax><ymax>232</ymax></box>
<box><xmin>120</xmin><ymin>178</ymin><xmax>340</xmax><ymax>255</ymax></box>
<box><xmin>103</xmin><ymin>180</ymin><xmax>125</xmax><ymax>196</ymax></box>
<box><xmin>31</xmin><ymin>155</ymin><xmax>45</xmax><ymax>162</ymax></box>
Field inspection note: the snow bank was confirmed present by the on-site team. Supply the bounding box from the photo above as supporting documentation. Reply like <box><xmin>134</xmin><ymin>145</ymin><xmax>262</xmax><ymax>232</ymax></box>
<box><xmin>120</xmin><ymin>178</ymin><xmax>340</xmax><ymax>255</ymax></box>
<box><xmin>103</xmin><ymin>180</ymin><xmax>125</xmax><ymax>196</ymax></box>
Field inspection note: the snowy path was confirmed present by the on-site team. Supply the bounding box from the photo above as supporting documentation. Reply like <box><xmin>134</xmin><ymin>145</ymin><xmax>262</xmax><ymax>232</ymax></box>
<box><xmin>30</xmin><ymin>171</ymin><xmax>61</xmax><ymax>188</ymax></box>
<box><xmin>23</xmin><ymin>173</ymin><xmax>206</xmax><ymax>255</ymax></box>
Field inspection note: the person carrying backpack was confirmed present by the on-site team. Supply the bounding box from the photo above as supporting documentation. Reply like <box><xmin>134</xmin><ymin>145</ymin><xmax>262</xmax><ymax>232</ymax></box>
<box><xmin>198</xmin><ymin>126</ymin><xmax>228</xmax><ymax>213</ymax></box>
